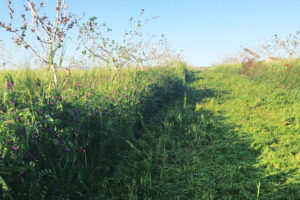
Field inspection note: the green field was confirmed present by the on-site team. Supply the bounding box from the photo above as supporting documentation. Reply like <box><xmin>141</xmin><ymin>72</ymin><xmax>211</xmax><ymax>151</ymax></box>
<box><xmin>0</xmin><ymin>61</ymin><xmax>300</xmax><ymax>199</ymax></box>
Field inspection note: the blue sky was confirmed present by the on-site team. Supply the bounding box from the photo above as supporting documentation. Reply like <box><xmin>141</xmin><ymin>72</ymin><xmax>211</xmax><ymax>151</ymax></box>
<box><xmin>1</xmin><ymin>0</ymin><xmax>300</xmax><ymax>66</ymax></box>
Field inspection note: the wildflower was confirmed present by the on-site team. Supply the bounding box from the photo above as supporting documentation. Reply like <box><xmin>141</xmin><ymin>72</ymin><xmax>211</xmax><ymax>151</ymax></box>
<box><xmin>70</xmin><ymin>117</ymin><xmax>76</xmax><ymax>123</ymax></box>
<box><xmin>36</xmin><ymin>82</ymin><xmax>41</xmax><ymax>87</ymax></box>
<box><xmin>285</xmin><ymin>64</ymin><xmax>290</xmax><ymax>67</ymax></box>
<box><xmin>88</xmin><ymin>91</ymin><xmax>92</xmax><ymax>97</ymax></box>
<box><xmin>55</xmin><ymin>132</ymin><xmax>60</xmax><ymax>138</ymax></box>
<box><xmin>76</xmin><ymin>81</ymin><xmax>81</xmax><ymax>88</ymax></box>
<box><xmin>51</xmin><ymin>96</ymin><xmax>55</xmax><ymax>100</ymax></box>
<box><xmin>58</xmin><ymin>139</ymin><xmax>63</xmax><ymax>145</ymax></box>
<box><xmin>95</xmin><ymin>108</ymin><xmax>99</xmax><ymax>116</ymax></box>
<box><xmin>16</xmin><ymin>116</ymin><xmax>20</xmax><ymax>121</ymax></box>
<box><xmin>29</xmin><ymin>153</ymin><xmax>39</xmax><ymax>161</ymax></box>
<box><xmin>12</xmin><ymin>145</ymin><xmax>19</xmax><ymax>151</ymax></box>
<box><xmin>20</xmin><ymin>127</ymin><xmax>26</xmax><ymax>134</ymax></box>
<box><xmin>34</xmin><ymin>132</ymin><xmax>39</xmax><ymax>141</ymax></box>
<box><xmin>7</xmin><ymin>81</ymin><xmax>13</xmax><ymax>89</ymax></box>
<box><xmin>123</xmin><ymin>94</ymin><xmax>127</xmax><ymax>99</ymax></box>
<box><xmin>48</xmin><ymin>128</ymin><xmax>52</xmax><ymax>133</ymax></box>
<box><xmin>75</xmin><ymin>109</ymin><xmax>79</xmax><ymax>114</ymax></box>
<box><xmin>61</xmin><ymin>87</ymin><xmax>64</xmax><ymax>92</ymax></box>
<box><xmin>50</xmin><ymin>102</ymin><xmax>56</xmax><ymax>106</ymax></box>
<box><xmin>19</xmin><ymin>171</ymin><xmax>25</xmax><ymax>177</ymax></box>
<box><xmin>116</xmin><ymin>98</ymin><xmax>120</xmax><ymax>102</ymax></box>
<box><xmin>11</xmin><ymin>100</ymin><xmax>17</xmax><ymax>107</ymax></box>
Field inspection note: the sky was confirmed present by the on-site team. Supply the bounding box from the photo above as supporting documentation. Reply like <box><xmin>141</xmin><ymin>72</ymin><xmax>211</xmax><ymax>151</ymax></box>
<box><xmin>1</xmin><ymin>0</ymin><xmax>300</xmax><ymax>67</ymax></box>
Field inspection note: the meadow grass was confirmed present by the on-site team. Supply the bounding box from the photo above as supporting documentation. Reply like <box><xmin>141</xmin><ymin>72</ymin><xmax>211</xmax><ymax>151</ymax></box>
<box><xmin>0</xmin><ymin>60</ymin><xmax>300</xmax><ymax>199</ymax></box>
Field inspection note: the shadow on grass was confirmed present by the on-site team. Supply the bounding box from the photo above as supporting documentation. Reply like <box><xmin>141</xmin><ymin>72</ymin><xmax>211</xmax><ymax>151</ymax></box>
<box><xmin>88</xmin><ymin>70</ymin><xmax>300</xmax><ymax>199</ymax></box>
<box><xmin>160</xmin><ymin>71</ymin><xmax>300</xmax><ymax>200</ymax></box>
<box><xmin>147</xmin><ymin>86</ymin><xmax>262</xmax><ymax>199</ymax></box>
<box><xmin>119</xmin><ymin>70</ymin><xmax>300</xmax><ymax>200</ymax></box>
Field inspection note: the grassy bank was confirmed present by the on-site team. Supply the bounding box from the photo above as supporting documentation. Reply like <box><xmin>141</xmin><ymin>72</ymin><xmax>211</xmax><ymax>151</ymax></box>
<box><xmin>1</xmin><ymin>61</ymin><xmax>300</xmax><ymax>199</ymax></box>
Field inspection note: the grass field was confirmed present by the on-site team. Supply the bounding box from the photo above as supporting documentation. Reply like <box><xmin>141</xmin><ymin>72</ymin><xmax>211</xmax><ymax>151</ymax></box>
<box><xmin>0</xmin><ymin>61</ymin><xmax>300</xmax><ymax>199</ymax></box>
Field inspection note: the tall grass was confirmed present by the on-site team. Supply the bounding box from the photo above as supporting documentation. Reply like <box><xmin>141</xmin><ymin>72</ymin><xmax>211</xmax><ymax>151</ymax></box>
<box><xmin>0</xmin><ymin>63</ymin><xmax>187</xmax><ymax>199</ymax></box>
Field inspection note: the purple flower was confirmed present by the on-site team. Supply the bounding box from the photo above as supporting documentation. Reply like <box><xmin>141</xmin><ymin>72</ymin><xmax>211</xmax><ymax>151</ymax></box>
<box><xmin>95</xmin><ymin>108</ymin><xmax>99</xmax><ymax>116</ymax></box>
<box><xmin>11</xmin><ymin>100</ymin><xmax>17</xmax><ymax>107</ymax></box>
<box><xmin>30</xmin><ymin>153</ymin><xmax>39</xmax><ymax>161</ymax></box>
<box><xmin>70</xmin><ymin>117</ymin><xmax>76</xmax><ymax>123</ymax></box>
<box><xmin>12</xmin><ymin>145</ymin><xmax>19</xmax><ymax>151</ymax></box>
<box><xmin>55</xmin><ymin>132</ymin><xmax>60</xmax><ymax>138</ymax></box>
<box><xmin>75</xmin><ymin>109</ymin><xmax>79</xmax><ymax>114</ymax></box>
<box><xmin>16</xmin><ymin>116</ymin><xmax>20</xmax><ymax>121</ymax></box>
<box><xmin>19</xmin><ymin>171</ymin><xmax>25</xmax><ymax>177</ymax></box>
<box><xmin>20</xmin><ymin>127</ymin><xmax>26</xmax><ymax>134</ymax></box>
<box><xmin>7</xmin><ymin>81</ymin><xmax>13</xmax><ymax>89</ymax></box>
<box><xmin>50</xmin><ymin>102</ymin><xmax>56</xmax><ymax>106</ymax></box>
<box><xmin>76</xmin><ymin>81</ymin><xmax>81</xmax><ymax>88</ymax></box>
<box><xmin>34</xmin><ymin>132</ymin><xmax>39</xmax><ymax>141</ymax></box>
<box><xmin>36</xmin><ymin>82</ymin><xmax>41</xmax><ymax>87</ymax></box>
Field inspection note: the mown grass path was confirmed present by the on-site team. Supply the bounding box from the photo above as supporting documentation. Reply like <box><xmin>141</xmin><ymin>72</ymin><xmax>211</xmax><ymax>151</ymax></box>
<box><xmin>137</xmin><ymin>68</ymin><xmax>300</xmax><ymax>200</ymax></box>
